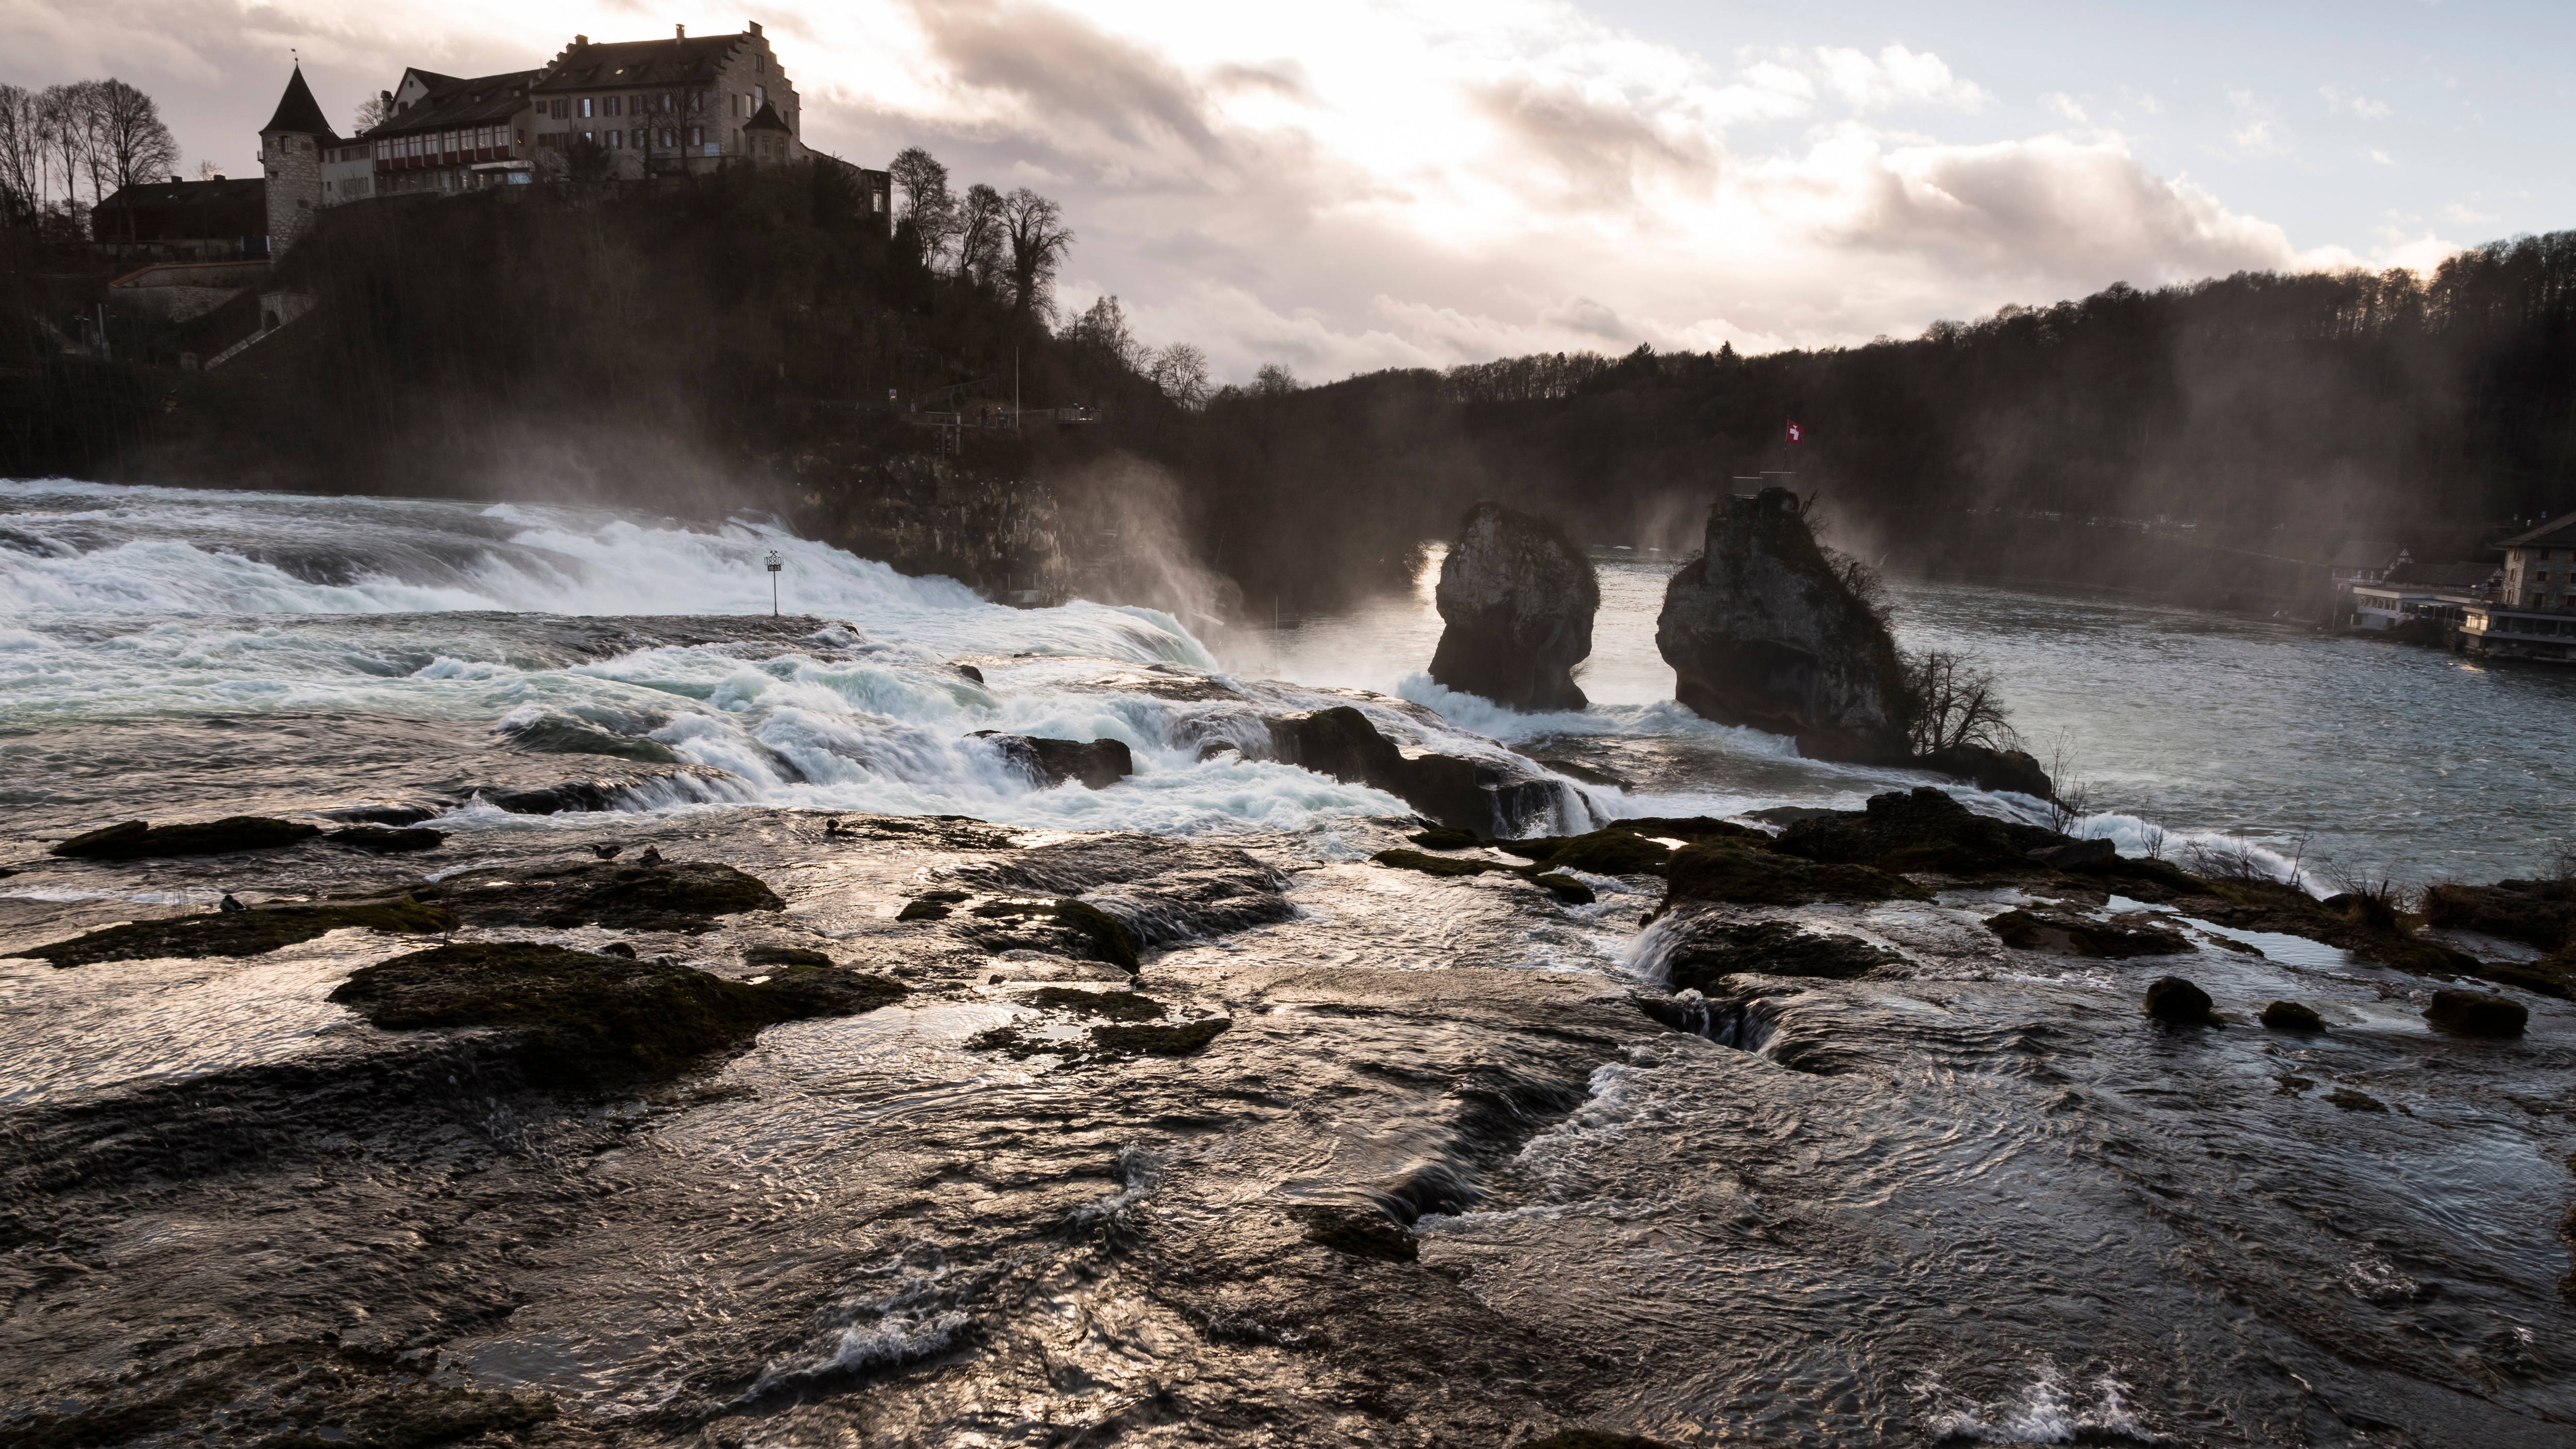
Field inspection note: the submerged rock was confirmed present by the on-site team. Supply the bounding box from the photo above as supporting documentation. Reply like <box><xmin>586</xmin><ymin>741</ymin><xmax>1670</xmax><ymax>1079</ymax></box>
<box><xmin>1374</xmin><ymin>848</ymin><xmax>1517</xmax><ymax>879</ymax></box>
<box><xmin>23</xmin><ymin>898</ymin><xmax>456</xmax><ymax>967</ymax></box>
<box><xmin>328</xmin><ymin>941</ymin><xmax>903</xmax><ymax>1085</ymax></box>
<box><xmin>1655</xmin><ymin>488</ymin><xmax>1908</xmax><ymax>763</ymax></box>
<box><xmin>973</xmin><ymin>732</ymin><xmax>1134</xmax><ymax>790</ymax></box>
<box><xmin>1501</xmin><ymin>829</ymin><xmax>1674</xmax><ymax>877</ymax></box>
<box><xmin>2425</xmin><ymin>988</ymin><xmax>2528</xmax><ymax>1038</ymax></box>
<box><xmin>499</xmin><ymin>713</ymin><xmax>681</xmax><ymax>764</ymax></box>
<box><xmin>960</xmin><ymin>898</ymin><xmax>1142</xmax><ymax>971</ymax></box>
<box><xmin>1295</xmin><ymin>1203</ymin><xmax>1420</xmax><ymax>1262</ymax></box>
<box><xmin>1266</xmin><ymin>704</ymin><xmax>1569</xmax><ymax>837</ymax></box>
<box><xmin>413</xmin><ymin>858</ymin><xmax>784</xmax><ymax>933</ymax></box>
<box><xmin>2143</xmin><ymin>975</ymin><xmax>2215</xmax><ymax>1023</ymax></box>
<box><xmin>1529</xmin><ymin>872</ymin><xmax>1595</xmax><ymax>903</ymax></box>
<box><xmin>51</xmin><ymin>816</ymin><xmax>321</xmax><ymax>860</ymax></box>
<box><xmin>1427</xmin><ymin>501</ymin><xmax>1599</xmax><ymax>711</ymax></box>
<box><xmin>951</xmin><ymin>836</ymin><xmax>1294</xmax><ymax>950</ymax></box>
<box><xmin>2328</xmin><ymin>1087</ymin><xmax>2389</xmax><ymax>1113</ymax></box>
<box><xmin>2260</xmin><ymin>1000</ymin><xmax>2326</xmax><ymax>1031</ymax></box>
<box><xmin>1088</xmin><ymin>1016</ymin><xmax>1231</xmax><ymax>1057</ymax></box>
<box><xmin>326</xmin><ymin>825</ymin><xmax>447</xmax><ymax>853</ymax></box>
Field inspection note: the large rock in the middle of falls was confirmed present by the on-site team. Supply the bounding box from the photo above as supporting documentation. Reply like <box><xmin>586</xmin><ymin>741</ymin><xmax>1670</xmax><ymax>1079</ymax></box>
<box><xmin>1656</xmin><ymin>487</ymin><xmax>1908</xmax><ymax>763</ymax></box>
<box><xmin>1428</xmin><ymin>502</ymin><xmax>1599</xmax><ymax>711</ymax></box>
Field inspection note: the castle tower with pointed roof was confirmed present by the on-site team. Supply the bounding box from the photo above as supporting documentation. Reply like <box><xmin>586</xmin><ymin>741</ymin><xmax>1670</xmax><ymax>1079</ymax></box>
<box><xmin>259</xmin><ymin>64</ymin><xmax>338</xmax><ymax>256</ymax></box>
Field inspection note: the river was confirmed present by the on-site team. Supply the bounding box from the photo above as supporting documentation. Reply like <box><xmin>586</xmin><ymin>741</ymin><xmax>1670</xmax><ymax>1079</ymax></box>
<box><xmin>3</xmin><ymin>479</ymin><xmax>2571</xmax><ymax>1448</ymax></box>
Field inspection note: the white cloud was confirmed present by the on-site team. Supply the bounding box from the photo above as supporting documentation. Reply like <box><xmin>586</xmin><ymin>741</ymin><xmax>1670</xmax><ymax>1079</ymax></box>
<box><xmin>2366</xmin><ymin>148</ymin><xmax>2395</xmax><ymax>165</ymax></box>
<box><xmin>0</xmin><ymin>0</ymin><xmax>2427</xmax><ymax>382</ymax></box>
<box><xmin>2040</xmin><ymin>91</ymin><xmax>2089</xmax><ymax>124</ymax></box>
<box><xmin>1814</xmin><ymin>44</ymin><xmax>1993</xmax><ymax>113</ymax></box>
<box><xmin>2319</xmin><ymin>83</ymin><xmax>2392</xmax><ymax>119</ymax></box>
<box><xmin>2226</xmin><ymin>89</ymin><xmax>2292</xmax><ymax>156</ymax></box>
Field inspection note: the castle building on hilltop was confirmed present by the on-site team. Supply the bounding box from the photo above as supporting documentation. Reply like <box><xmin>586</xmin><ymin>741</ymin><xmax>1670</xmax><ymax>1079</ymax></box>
<box><xmin>126</xmin><ymin>21</ymin><xmax>887</xmax><ymax>261</ymax></box>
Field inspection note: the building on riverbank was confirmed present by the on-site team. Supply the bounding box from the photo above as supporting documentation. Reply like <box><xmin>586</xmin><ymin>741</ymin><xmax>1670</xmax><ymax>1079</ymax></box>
<box><xmin>2346</xmin><ymin>562</ymin><xmax>2499</xmax><ymax>631</ymax></box>
<box><xmin>2458</xmin><ymin>517</ymin><xmax>2576</xmax><ymax>662</ymax></box>
<box><xmin>253</xmin><ymin>23</ymin><xmax>888</xmax><ymax>255</ymax></box>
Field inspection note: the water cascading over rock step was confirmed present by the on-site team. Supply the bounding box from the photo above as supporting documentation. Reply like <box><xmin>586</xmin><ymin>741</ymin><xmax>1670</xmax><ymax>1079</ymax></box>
<box><xmin>1655</xmin><ymin>487</ymin><xmax>1909</xmax><ymax>763</ymax></box>
<box><xmin>1428</xmin><ymin>502</ymin><xmax>1599</xmax><ymax>712</ymax></box>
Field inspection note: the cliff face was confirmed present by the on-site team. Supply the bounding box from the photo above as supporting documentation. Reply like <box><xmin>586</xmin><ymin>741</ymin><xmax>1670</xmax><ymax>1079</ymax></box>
<box><xmin>1428</xmin><ymin>502</ymin><xmax>1599</xmax><ymax>711</ymax></box>
<box><xmin>1656</xmin><ymin>488</ymin><xmax>1908</xmax><ymax>763</ymax></box>
<box><xmin>788</xmin><ymin>454</ymin><xmax>1071</xmax><ymax>605</ymax></box>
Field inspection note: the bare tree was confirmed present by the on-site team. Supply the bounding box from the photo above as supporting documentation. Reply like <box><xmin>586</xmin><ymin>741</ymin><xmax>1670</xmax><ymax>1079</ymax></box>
<box><xmin>1001</xmin><ymin>186</ymin><xmax>1072</xmax><ymax>323</ymax></box>
<box><xmin>887</xmin><ymin>146</ymin><xmax>956</xmax><ymax>265</ymax></box>
<box><xmin>2040</xmin><ymin>730</ymin><xmax>2093</xmax><ymax>835</ymax></box>
<box><xmin>1901</xmin><ymin>648</ymin><xmax>2016</xmax><ymax>756</ymax></box>
<box><xmin>1149</xmin><ymin>341</ymin><xmax>1210</xmax><ymax>409</ymax></box>
<box><xmin>38</xmin><ymin>81</ymin><xmax>102</xmax><ymax>210</ymax></box>
<box><xmin>1253</xmin><ymin>362</ymin><xmax>1300</xmax><ymax>396</ymax></box>
<box><xmin>349</xmin><ymin>92</ymin><xmax>390</xmax><ymax>136</ymax></box>
<box><xmin>955</xmin><ymin>181</ymin><xmax>1004</xmax><ymax>288</ymax></box>
<box><xmin>0</xmin><ymin>85</ymin><xmax>41</xmax><ymax>225</ymax></box>
<box><xmin>91</xmin><ymin>79</ymin><xmax>178</xmax><ymax>190</ymax></box>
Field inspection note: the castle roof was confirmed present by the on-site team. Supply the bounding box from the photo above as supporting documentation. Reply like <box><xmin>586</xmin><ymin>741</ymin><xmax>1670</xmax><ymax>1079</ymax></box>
<box><xmin>743</xmin><ymin>99</ymin><xmax>791</xmax><ymax>132</ymax></box>
<box><xmin>531</xmin><ymin>33</ymin><xmax>753</xmax><ymax>92</ymax></box>
<box><xmin>2499</xmin><ymin>515</ymin><xmax>2576</xmax><ymax>550</ymax></box>
<box><xmin>365</xmin><ymin>70</ymin><xmax>541</xmax><ymax>139</ymax></box>
<box><xmin>262</xmin><ymin>65</ymin><xmax>337</xmax><ymax>139</ymax></box>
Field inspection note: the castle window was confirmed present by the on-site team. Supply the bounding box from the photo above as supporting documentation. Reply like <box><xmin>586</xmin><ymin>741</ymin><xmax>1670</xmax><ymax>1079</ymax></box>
<box><xmin>605</xmin><ymin>96</ymin><xmax>620</xmax><ymax>117</ymax></box>
<box><xmin>580</xmin><ymin>97</ymin><xmax>594</xmax><ymax>118</ymax></box>
<box><xmin>661</xmin><ymin>92</ymin><xmax>673</xmax><ymax>112</ymax></box>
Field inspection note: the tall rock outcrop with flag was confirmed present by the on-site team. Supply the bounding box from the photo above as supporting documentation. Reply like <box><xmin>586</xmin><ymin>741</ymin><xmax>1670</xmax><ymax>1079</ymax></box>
<box><xmin>1429</xmin><ymin>501</ymin><xmax>1599</xmax><ymax>712</ymax></box>
<box><xmin>1656</xmin><ymin>487</ymin><xmax>1908</xmax><ymax>763</ymax></box>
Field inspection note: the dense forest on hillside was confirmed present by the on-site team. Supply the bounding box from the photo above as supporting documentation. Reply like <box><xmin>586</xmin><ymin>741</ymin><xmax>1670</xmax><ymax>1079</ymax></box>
<box><xmin>5</xmin><ymin>155</ymin><xmax>2572</xmax><ymax>613</ymax></box>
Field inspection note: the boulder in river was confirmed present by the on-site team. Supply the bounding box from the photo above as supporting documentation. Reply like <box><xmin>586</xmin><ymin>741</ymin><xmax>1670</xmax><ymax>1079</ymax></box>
<box><xmin>25</xmin><ymin>897</ymin><xmax>456</xmax><ymax>967</ymax></box>
<box><xmin>1776</xmin><ymin>787</ymin><xmax>2029</xmax><ymax>875</ymax></box>
<box><xmin>1920</xmin><ymin>743</ymin><xmax>2055</xmax><ymax>798</ymax></box>
<box><xmin>412</xmin><ymin>858</ymin><xmax>784</xmax><ymax>934</ymax></box>
<box><xmin>1427</xmin><ymin>501</ymin><xmax>1599</xmax><ymax>711</ymax></box>
<box><xmin>1266</xmin><ymin>704</ymin><xmax>1569</xmax><ymax>837</ymax></box>
<box><xmin>1987</xmin><ymin>908</ymin><xmax>2192</xmax><ymax>958</ymax></box>
<box><xmin>52</xmin><ymin>816</ymin><xmax>321</xmax><ymax>860</ymax></box>
<box><xmin>2143</xmin><ymin>975</ymin><xmax>2215</xmax><ymax>1023</ymax></box>
<box><xmin>327</xmin><ymin>825</ymin><xmax>447</xmax><ymax>853</ymax></box>
<box><xmin>2425</xmin><ymin>988</ymin><xmax>2527</xmax><ymax>1038</ymax></box>
<box><xmin>973</xmin><ymin>732</ymin><xmax>1134</xmax><ymax>789</ymax></box>
<box><xmin>2259</xmin><ymin>1000</ymin><xmax>2326</xmax><ymax>1031</ymax></box>
<box><xmin>1654</xmin><ymin>488</ymin><xmax>1908</xmax><ymax>763</ymax></box>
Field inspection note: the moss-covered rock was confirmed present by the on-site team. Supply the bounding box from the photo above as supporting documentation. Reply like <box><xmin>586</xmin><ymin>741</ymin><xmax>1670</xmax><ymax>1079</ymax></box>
<box><xmin>1661</xmin><ymin>919</ymin><xmax>1904</xmax><ymax>993</ymax></box>
<box><xmin>2479</xmin><ymin>951</ymin><xmax>2576</xmax><ymax>1000</ymax></box>
<box><xmin>2200</xmin><ymin>880</ymin><xmax>2479</xmax><ymax>974</ymax></box>
<box><xmin>328</xmin><ymin>942</ymin><xmax>903</xmax><ymax>1085</ymax></box>
<box><xmin>412</xmin><ymin>858</ymin><xmax>784</xmax><ymax>934</ymax></box>
<box><xmin>1985</xmin><ymin>908</ymin><xmax>2193</xmax><ymax>958</ymax></box>
<box><xmin>1664</xmin><ymin>841</ymin><xmax>1926</xmax><ymax>907</ymax></box>
<box><xmin>327</xmin><ymin>825</ymin><xmax>447</xmax><ymax>853</ymax></box>
<box><xmin>52</xmin><ymin>816</ymin><xmax>322</xmax><ymax>860</ymax></box>
<box><xmin>23</xmin><ymin>898</ymin><xmax>457</xmax><ymax>967</ymax></box>
<box><xmin>2423</xmin><ymin>881</ymin><xmax>2576</xmax><ymax>952</ymax></box>
<box><xmin>1530</xmin><ymin>872</ymin><xmax>1596</xmax><ymax>903</ymax></box>
<box><xmin>1520</xmin><ymin>829</ymin><xmax>1673</xmax><ymax>877</ymax></box>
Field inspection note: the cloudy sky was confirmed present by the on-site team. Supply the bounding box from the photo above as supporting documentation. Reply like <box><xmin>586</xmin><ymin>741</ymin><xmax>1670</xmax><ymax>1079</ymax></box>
<box><xmin>8</xmin><ymin>0</ymin><xmax>2567</xmax><ymax>381</ymax></box>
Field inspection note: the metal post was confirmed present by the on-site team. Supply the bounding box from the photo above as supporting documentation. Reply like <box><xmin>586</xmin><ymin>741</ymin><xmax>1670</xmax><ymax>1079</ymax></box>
<box><xmin>765</xmin><ymin>549</ymin><xmax>783</xmax><ymax>616</ymax></box>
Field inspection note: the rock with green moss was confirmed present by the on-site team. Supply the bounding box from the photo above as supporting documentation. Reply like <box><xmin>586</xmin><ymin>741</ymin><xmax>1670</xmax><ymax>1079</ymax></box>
<box><xmin>328</xmin><ymin>942</ymin><xmax>903</xmax><ymax>1085</ymax></box>
<box><xmin>412</xmin><ymin>858</ymin><xmax>784</xmax><ymax>934</ymax></box>
<box><xmin>52</xmin><ymin>816</ymin><xmax>322</xmax><ymax>860</ymax></box>
<box><xmin>23</xmin><ymin>898</ymin><xmax>458</xmax><ymax>967</ymax></box>
<box><xmin>1664</xmin><ymin>841</ymin><xmax>1925</xmax><ymax>907</ymax></box>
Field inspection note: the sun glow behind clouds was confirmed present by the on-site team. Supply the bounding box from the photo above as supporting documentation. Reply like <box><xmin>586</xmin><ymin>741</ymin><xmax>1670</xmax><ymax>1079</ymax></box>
<box><xmin>5</xmin><ymin>0</ymin><xmax>2464</xmax><ymax>379</ymax></box>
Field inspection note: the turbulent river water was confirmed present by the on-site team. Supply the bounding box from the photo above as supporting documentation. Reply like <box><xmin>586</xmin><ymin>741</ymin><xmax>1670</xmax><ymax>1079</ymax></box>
<box><xmin>4</xmin><ymin>479</ymin><xmax>2573</xmax><ymax>1448</ymax></box>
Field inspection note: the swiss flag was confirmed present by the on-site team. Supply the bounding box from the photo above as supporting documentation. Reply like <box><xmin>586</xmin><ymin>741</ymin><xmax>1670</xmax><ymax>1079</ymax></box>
<box><xmin>1785</xmin><ymin>419</ymin><xmax>1805</xmax><ymax>443</ymax></box>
